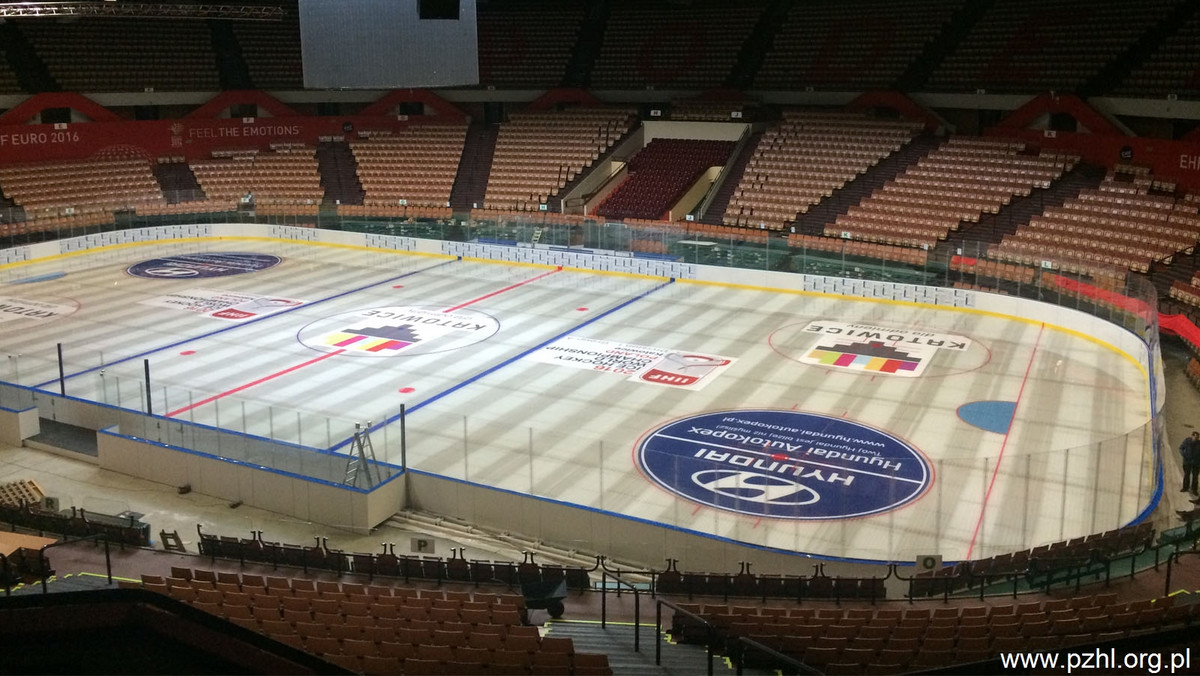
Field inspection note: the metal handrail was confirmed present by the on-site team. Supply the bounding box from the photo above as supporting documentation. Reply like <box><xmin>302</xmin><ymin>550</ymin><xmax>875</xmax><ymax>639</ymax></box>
<box><xmin>0</xmin><ymin>551</ymin><xmax>9</xmax><ymax>596</ymax></box>
<box><xmin>694</xmin><ymin>124</ymin><xmax>751</xmax><ymax>221</ymax></box>
<box><xmin>730</xmin><ymin>635</ymin><xmax>818</xmax><ymax>676</ymax></box>
<box><xmin>1164</xmin><ymin>548</ymin><xmax>1200</xmax><ymax>596</ymax></box>
<box><xmin>38</xmin><ymin>532</ymin><xmax>113</xmax><ymax>593</ymax></box>
<box><xmin>600</xmin><ymin>569</ymin><xmax>643</xmax><ymax>653</ymax></box>
<box><xmin>654</xmin><ymin>596</ymin><xmax>717</xmax><ymax>676</ymax></box>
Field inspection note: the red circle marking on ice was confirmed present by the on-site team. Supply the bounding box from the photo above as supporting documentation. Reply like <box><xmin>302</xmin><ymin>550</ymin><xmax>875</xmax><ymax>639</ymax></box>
<box><xmin>398</xmin><ymin>387</ymin><xmax>415</xmax><ymax>394</ymax></box>
<box><xmin>576</xmin><ymin>307</ymin><xmax>588</xmax><ymax>311</ymax></box>
<box><xmin>771</xmin><ymin>453</ymin><xmax>788</xmax><ymax>461</ymax></box>
<box><xmin>393</xmin><ymin>284</ymin><xmax>404</xmax><ymax>289</ymax></box>
<box><xmin>180</xmin><ymin>350</ymin><xmax>196</xmax><ymax>356</ymax></box>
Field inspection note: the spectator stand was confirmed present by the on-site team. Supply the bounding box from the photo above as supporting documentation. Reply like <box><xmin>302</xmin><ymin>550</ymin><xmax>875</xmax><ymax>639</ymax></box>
<box><xmin>196</xmin><ymin>525</ymin><xmax>595</xmax><ymax>596</ymax></box>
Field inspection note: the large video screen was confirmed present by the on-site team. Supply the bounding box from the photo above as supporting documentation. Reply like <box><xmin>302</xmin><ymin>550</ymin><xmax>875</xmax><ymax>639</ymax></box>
<box><xmin>299</xmin><ymin>0</ymin><xmax>479</xmax><ymax>89</ymax></box>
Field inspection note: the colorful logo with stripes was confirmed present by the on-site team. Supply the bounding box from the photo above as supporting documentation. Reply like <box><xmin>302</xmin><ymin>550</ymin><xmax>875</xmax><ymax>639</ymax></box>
<box><xmin>798</xmin><ymin>321</ymin><xmax>970</xmax><ymax>378</ymax></box>
<box><xmin>325</xmin><ymin>322</ymin><xmax>421</xmax><ymax>354</ymax></box>
<box><xmin>808</xmin><ymin>341</ymin><xmax>922</xmax><ymax>375</ymax></box>
<box><xmin>298</xmin><ymin>305</ymin><xmax>500</xmax><ymax>357</ymax></box>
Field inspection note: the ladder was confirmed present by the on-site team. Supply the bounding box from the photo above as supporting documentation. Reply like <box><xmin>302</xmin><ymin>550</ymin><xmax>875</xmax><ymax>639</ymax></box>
<box><xmin>344</xmin><ymin>421</ymin><xmax>380</xmax><ymax>488</ymax></box>
<box><xmin>532</xmin><ymin>227</ymin><xmax>543</xmax><ymax>245</ymax></box>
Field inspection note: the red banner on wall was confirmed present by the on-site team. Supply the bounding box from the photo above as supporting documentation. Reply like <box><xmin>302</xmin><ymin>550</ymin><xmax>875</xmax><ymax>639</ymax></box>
<box><xmin>0</xmin><ymin>90</ymin><xmax>467</xmax><ymax>166</ymax></box>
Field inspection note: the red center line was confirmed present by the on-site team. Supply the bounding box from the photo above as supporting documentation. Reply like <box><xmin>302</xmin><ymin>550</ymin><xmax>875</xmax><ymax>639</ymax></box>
<box><xmin>166</xmin><ymin>349</ymin><xmax>345</xmax><ymax>418</ymax></box>
<box><xmin>964</xmin><ymin>322</ymin><xmax>1044</xmax><ymax>560</ymax></box>
<box><xmin>441</xmin><ymin>267</ymin><xmax>562</xmax><ymax>313</ymax></box>
<box><xmin>167</xmin><ymin>268</ymin><xmax>563</xmax><ymax>419</ymax></box>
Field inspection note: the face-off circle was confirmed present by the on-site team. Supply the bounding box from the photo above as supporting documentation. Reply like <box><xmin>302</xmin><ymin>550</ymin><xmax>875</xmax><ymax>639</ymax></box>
<box><xmin>636</xmin><ymin>409</ymin><xmax>932</xmax><ymax>520</ymax></box>
<box><xmin>126</xmin><ymin>253</ymin><xmax>282</xmax><ymax>279</ymax></box>
<box><xmin>0</xmin><ymin>294</ymin><xmax>79</xmax><ymax>329</ymax></box>
<box><xmin>297</xmin><ymin>305</ymin><xmax>500</xmax><ymax>357</ymax></box>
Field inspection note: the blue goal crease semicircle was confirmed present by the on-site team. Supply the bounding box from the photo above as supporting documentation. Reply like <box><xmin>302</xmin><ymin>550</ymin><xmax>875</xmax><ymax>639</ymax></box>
<box><xmin>957</xmin><ymin>400</ymin><xmax>1017</xmax><ymax>435</ymax></box>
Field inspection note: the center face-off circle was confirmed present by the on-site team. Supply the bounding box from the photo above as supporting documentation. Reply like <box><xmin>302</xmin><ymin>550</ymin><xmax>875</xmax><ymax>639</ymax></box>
<box><xmin>636</xmin><ymin>409</ymin><xmax>932</xmax><ymax>520</ymax></box>
<box><xmin>297</xmin><ymin>305</ymin><xmax>501</xmax><ymax>357</ymax></box>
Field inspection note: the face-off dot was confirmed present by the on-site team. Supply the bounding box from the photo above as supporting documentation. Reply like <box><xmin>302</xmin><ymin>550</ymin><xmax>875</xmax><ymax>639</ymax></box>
<box><xmin>576</xmin><ymin>307</ymin><xmax>588</xmax><ymax>312</ymax></box>
<box><xmin>398</xmin><ymin>387</ymin><xmax>415</xmax><ymax>394</ymax></box>
<box><xmin>180</xmin><ymin>350</ymin><xmax>196</xmax><ymax>356</ymax></box>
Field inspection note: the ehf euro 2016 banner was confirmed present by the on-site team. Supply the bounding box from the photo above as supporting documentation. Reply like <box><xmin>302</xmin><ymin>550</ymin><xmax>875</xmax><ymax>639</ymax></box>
<box><xmin>798</xmin><ymin>321</ymin><xmax>971</xmax><ymax>377</ymax></box>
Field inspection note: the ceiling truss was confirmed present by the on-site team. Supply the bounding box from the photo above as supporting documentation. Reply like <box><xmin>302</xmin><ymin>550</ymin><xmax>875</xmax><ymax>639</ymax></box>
<box><xmin>0</xmin><ymin>2</ymin><xmax>285</xmax><ymax>20</ymax></box>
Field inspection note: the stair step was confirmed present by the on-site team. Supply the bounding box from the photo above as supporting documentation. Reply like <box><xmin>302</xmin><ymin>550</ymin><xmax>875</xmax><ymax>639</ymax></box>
<box><xmin>152</xmin><ymin>162</ymin><xmax>205</xmax><ymax>203</ymax></box>
<box><xmin>543</xmin><ymin>620</ymin><xmax>760</xmax><ymax>676</ymax></box>
<box><xmin>793</xmin><ymin>133</ymin><xmax>942</xmax><ymax>236</ymax></box>
<box><xmin>449</xmin><ymin>123</ymin><xmax>499</xmax><ymax>211</ymax></box>
<box><xmin>315</xmin><ymin>141</ymin><xmax>365</xmax><ymax>206</ymax></box>
<box><xmin>700</xmin><ymin>131</ymin><xmax>764</xmax><ymax>225</ymax></box>
<box><xmin>948</xmin><ymin>162</ymin><xmax>1107</xmax><ymax>253</ymax></box>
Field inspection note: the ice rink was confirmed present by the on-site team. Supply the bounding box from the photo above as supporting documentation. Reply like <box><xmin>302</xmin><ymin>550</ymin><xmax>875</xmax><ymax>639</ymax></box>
<box><xmin>0</xmin><ymin>238</ymin><xmax>1154</xmax><ymax>563</ymax></box>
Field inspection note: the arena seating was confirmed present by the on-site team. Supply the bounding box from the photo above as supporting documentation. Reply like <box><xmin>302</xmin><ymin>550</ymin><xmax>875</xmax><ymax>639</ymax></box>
<box><xmin>0</xmin><ymin>156</ymin><xmax>165</xmax><ymax>233</ymax></box>
<box><xmin>926</xmin><ymin>0</ymin><xmax>1180</xmax><ymax>93</ymax></box>
<box><xmin>0</xmin><ymin>43</ymin><xmax>21</xmax><ymax>94</ymax></box>
<box><xmin>828</xmin><ymin>137</ymin><xmax>1073</xmax><ymax>248</ymax></box>
<box><xmin>949</xmin><ymin>255</ymin><xmax>1036</xmax><ymax>285</ymax></box>
<box><xmin>196</xmin><ymin>528</ymin><xmax>593</xmax><ymax>594</ymax></box>
<box><xmin>0</xmin><ymin>547</ymin><xmax>53</xmax><ymax>589</ymax></box>
<box><xmin>137</xmin><ymin>567</ymin><xmax>612</xmax><ymax>675</ymax></box>
<box><xmin>477</xmin><ymin>0</ymin><xmax>585</xmax><ymax>88</ymax></box>
<box><xmin>589</xmin><ymin>0</ymin><xmax>764</xmax><ymax>90</ymax></box>
<box><xmin>189</xmin><ymin>144</ymin><xmax>323</xmax><ymax>207</ymax></box>
<box><xmin>668</xmin><ymin>100</ymin><xmax>747</xmax><ymax>122</ymax></box>
<box><xmin>1170</xmin><ymin>277</ymin><xmax>1200</xmax><ymax>311</ymax></box>
<box><xmin>725</xmin><ymin>112</ymin><xmax>921</xmax><ymax>229</ymax></box>
<box><xmin>483</xmin><ymin>108</ymin><xmax>636</xmax><ymax>211</ymax></box>
<box><xmin>349</xmin><ymin>124</ymin><xmax>467</xmax><ymax>209</ymax></box>
<box><xmin>671</xmin><ymin>591</ymin><xmax>1192</xmax><ymax>674</ymax></box>
<box><xmin>992</xmin><ymin>168</ymin><xmax>1200</xmax><ymax>275</ymax></box>
<box><xmin>0</xmin><ymin>501</ymin><xmax>149</xmax><ymax>547</ymax></box>
<box><xmin>1116</xmin><ymin>9</ymin><xmax>1200</xmax><ymax>97</ymax></box>
<box><xmin>788</xmin><ymin>233</ymin><xmax>930</xmax><ymax>267</ymax></box>
<box><xmin>18</xmin><ymin>18</ymin><xmax>219</xmax><ymax>92</ymax></box>
<box><xmin>688</xmin><ymin>223</ymin><xmax>771</xmax><ymax>245</ymax></box>
<box><xmin>911</xmin><ymin>522</ymin><xmax>1155</xmax><ymax>597</ymax></box>
<box><xmin>1188</xmin><ymin>357</ymin><xmax>1200</xmax><ymax>389</ymax></box>
<box><xmin>232</xmin><ymin>9</ymin><xmax>304</xmax><ymax>90</ymax></box>
<box><xmin>755</xmin><ymin>0</ymin><xmax>963</xmax><ymax>91</ymax></box>
<box><xmin>595</xmin><ymin>138</ymin><xmax>735</xmax><ymax>221</ymax></box>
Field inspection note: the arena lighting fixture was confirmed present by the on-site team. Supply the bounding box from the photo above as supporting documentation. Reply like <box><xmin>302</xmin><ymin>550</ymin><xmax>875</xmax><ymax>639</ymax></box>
<box><xmin>0</xmin><ymin>2</ymin><xmax>284</xmax><ymax>19</ymax></box>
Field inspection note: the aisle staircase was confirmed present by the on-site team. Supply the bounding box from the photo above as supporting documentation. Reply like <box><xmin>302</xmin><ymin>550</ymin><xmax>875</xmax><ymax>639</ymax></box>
<box><xmin>0</xmin><ymin>21</ymin><xmax>57</xmax><ymax>92</ymax></box>
<box><xmin>699</xmin><ymin>131</ymin><xmax>764</xmax><ymax>225</ymax></box>
<box><xmin>945</xmin><ymin>162</ymin><xmax>1106</xmax><ymax>252</ymax></box>
<box><xmin>449</xmin><ymin>122</ymin><xmax>499</xmax><ymax>211</ymax></box>
<box><xmin>790</xmin><ymin>134</ymin><xmax>941</xmax><ymax>235</ymax></box>
<box><xmin>545</xmin><ymin>620</ymin><xmax>769</xmax><ymax>676</ymax></box>
<box><xmin>315</xmin><ymin>140</ymin><xmax>365</xmax><ymax>206</ymax></box>
<box><xmin>208</xmin><ymin>19</ymin><xmax>252</xmax><ymax>90</ymax></box>
<box><xmin>152</xmin><ymin>162</ymin><xmax>205</xmax><ymax>204</ymax></box>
